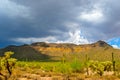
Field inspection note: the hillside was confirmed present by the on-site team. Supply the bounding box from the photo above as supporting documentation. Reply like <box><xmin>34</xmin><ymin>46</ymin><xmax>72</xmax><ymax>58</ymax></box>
<box><xmin>0</xmin><ymin>45</ymin><xmax>52</xmax><ymax>61</ymax></box>
<box><xmin>0</xmin><ymin>40</ymin><xmax>120</xmax><ymax>62</ymax></box>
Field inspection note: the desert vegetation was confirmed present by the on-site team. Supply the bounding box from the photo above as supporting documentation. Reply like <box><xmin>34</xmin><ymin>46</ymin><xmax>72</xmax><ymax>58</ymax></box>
<box><xmin>0</xmin><ymin>51</ymin><xmax>120</xmax><ymax>80</ymax></box>
<box><xmin>0</xmin><ymin>51</ymin><xmax>17</xmax><ymax>80</ymax></box>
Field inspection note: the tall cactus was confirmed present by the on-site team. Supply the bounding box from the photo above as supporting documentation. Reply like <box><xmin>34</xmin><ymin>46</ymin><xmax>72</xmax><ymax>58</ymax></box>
<box><xmin>112</xmin><ymin>52</ymin><xmax>115</xmax><ymax>72</ymax></box>
<box><xmin>85</xmin><ymin>54</ymin><xmax>89</xmax><ymax>75</ymax></box>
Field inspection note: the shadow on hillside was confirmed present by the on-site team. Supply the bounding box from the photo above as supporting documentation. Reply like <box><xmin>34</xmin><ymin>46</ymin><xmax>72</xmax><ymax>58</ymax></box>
<box><xmin>0</xmin><ymin>45</ymin><xmax>60</xmax><ymax>62</ymax></box>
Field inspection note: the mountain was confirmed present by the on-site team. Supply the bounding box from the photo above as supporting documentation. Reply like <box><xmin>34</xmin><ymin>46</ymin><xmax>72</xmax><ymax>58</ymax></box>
<box><xmin>0</xmin><ymin>40</ymin><xmax>120</xmax><ymax>62</ymax></box>
<box><xmin>0</xmin><ymin>45</ymin><xmax>53</xmax><ymax>61</ymax></box>
<box><xmin>92</xmin><ymin>40</ymin><xmax>112</xmax><ymax>47</ymax></box>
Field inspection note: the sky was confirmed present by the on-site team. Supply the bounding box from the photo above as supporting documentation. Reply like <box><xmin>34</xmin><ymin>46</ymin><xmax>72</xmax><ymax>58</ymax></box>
<box><xmin>0</xmin><ymin>0</ymin><xmax>120</xmax><ymax>48</ymax></box>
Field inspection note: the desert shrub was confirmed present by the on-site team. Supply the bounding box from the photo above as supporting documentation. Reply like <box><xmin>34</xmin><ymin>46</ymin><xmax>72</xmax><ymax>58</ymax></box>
<box><xmin>89</xmin><ymin>60</ymin><xmax>112</xmax><ymax>76</ymax></box>
<box><xmin>0</xmin><ymin>51</ymin><xmax>17</xmax><ymax>79</ymax></box>
<box><xmin>70</xmin><ymin>59</ymin><xmax>83</xmax><ymax>73</ymax></box>
<box><xmin>101</xmin><ymin>61</ymin><xmax>112</xmax><ymax>71</ymax></box>
<box><xmin>89</xmin><ymin>61</ymin><xmax>104</xmax><ymax>76</ymax></box>
<box><xmin>55</xmin><ymin>63</ymin><xmax>72</xmax><ymax>74</ymax></box>
<box><xmin>42</xmin><ymin>64</ymin><xmax>54</xmax><ymax>72</ymax></box>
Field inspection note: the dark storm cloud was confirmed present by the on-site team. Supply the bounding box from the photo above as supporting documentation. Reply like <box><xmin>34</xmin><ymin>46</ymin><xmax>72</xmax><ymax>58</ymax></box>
<box><xmin>0</xmin><ymin>0</ymin><xmax>120</xmax><ymax>47</ymax></box>
<box><xmin>96</xmin><ymin>0</ymin><xmax>120</xmax><ymax>40</ymax></box>
<box><xmin>77</xmin><ymin>0</ymin><xmax>120</xmax><ymax>41</ymax></box>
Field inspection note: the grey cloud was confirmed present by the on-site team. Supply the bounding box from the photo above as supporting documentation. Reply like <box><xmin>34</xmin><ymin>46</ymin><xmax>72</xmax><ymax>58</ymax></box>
<box><xmin>0</xmin><ymin>0</ymin><xmax>120</xmax><ymax>47</ymax></box>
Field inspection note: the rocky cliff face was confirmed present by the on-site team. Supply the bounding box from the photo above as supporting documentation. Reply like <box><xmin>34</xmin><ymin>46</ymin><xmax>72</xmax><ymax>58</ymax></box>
<box><xmin>0</xmin><ymin>40</ymin><xmax>116</xmax><ymax>61</ymax></box>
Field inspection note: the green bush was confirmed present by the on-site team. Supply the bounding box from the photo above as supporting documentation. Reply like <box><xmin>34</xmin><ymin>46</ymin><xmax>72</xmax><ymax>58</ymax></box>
<box><xmin>70</xmin><ymin>60</ymin><xmax>83</xmax><ymax>73</ymax></box>
<box><xmin>55</xmin><ymin>63</ymin><xmax>72</xmax><ymax>73</ymax></box>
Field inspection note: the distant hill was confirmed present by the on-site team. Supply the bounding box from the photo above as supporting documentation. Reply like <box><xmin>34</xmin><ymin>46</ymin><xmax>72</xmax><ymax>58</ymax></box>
<box><xmin>0</xmin><ymin>45</ymin><xmax>53</xmax><ymax>61</ymax></box>
<box><xmin>0</xmin><ymin>40</ymin><xmax>120</xmax><ymax>62</ymax></box>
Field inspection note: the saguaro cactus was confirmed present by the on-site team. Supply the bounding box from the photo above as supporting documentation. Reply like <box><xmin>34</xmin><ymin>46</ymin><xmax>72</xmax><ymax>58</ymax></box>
<box><xmin>112</xmin><ymin>52</ymin><xmax>115</xmax><ymax>72</ymax></box>
<box><xmin>85</xmin><ymin>54</ymin><xmax>89</xmax><ymax>75</ymax></box>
